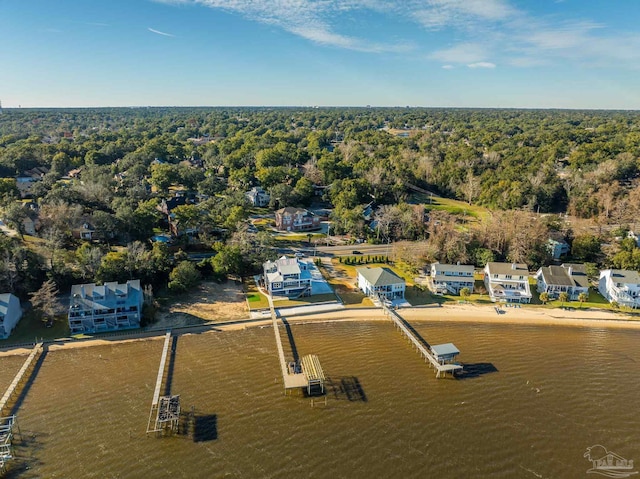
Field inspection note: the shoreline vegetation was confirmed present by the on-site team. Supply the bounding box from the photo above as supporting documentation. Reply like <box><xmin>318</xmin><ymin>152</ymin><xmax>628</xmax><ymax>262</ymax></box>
<box><xmin>2</xmin><ymin>302</ymin><xmax>639</xmax><ymax>358</ymax></box>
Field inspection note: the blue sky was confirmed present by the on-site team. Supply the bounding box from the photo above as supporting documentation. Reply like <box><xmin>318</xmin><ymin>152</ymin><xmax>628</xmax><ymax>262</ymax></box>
<box><xmin>1</xmin><ymin>0</ymin><xmax>639</xmax><ymax>109</ymax></box>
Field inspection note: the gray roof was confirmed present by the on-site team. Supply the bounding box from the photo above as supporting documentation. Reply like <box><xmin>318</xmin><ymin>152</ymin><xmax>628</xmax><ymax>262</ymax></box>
<box><xmin>539</xmin><ymin>266</ymin><xmax>573</xmax><ymax>287</ymax></box>
<box><xmin>608</xmin><ymin>269</ymin><xmax>640</xmax><ymax>284</ymax></box>
<box><xmin>486</xmin><ymin>262</ymin><xmax>528</xmax><ymax>275</ymax></box>
<box><xmin>431</xmin><ymin>263</ymin><xmax>474</xmax><ymax>274</ymax></box>
<box><xmin>562</xmin><ymin>264</ymin><xmax>589</xmax><ymax>288</ymax></box>
<box><xmin>431</xmin><ymin>343</ymin><xmax>460</xmax><ymax>357</ymax></box>
<box><xmin>357</xmin><ymin>267</ymin><xmax>405</xmax><ymax>287</ymax></box>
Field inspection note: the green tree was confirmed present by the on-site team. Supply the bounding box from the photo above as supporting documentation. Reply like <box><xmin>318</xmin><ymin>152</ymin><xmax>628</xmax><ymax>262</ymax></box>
<box><xmin>168</xmin><ymin>261</ymin><xmax>201</xmax><ymax>292</ymax></box>
<box><xmin>459</xmin><ymin>287</ymin><xmax>471</xmax><ymax>301</ymax></box>
<box><xmin>578</xmin><ymin>292</ymin><xmax>588</xmax><ymax>307</ymax></box>
<box><xmin>539</xmin><ymin>291</ymin><xmax>549</xmax><ymax>305</ymax></box>
<box><xmin>571</xmin><ymin>234</ymin><xmax>601</xmax><ymax>262</ymax></box>
<box><xmin>558</xmin><ymin>291</ymin><xmax>569</xmax><ymax>306</ymax></box>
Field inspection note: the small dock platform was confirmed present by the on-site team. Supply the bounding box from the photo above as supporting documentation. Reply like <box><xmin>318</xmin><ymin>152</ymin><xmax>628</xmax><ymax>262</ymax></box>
<box><xmin>147</xmin><ymin>332</ymin><xmax>180</xmax><ymax>435</ymax></box>
<box><xmin>383</xmin><ymin>306</ymin><xmax>462</xmax><ymax>378</ymax></box>
<box><xmin>0</xmin><ymin>343</ymin><xmax>43</xmax><ymax>415</ymax></box>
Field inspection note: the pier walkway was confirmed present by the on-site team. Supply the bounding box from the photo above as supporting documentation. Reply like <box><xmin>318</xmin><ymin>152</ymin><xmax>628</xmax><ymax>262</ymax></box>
<box><xmin>0</xmin><ymin>343</ymin><xmax>43</xmax><ymax>415</ymax></box>
<box><xmin>383</xmin><ymin>305</ymin><xmax>462</xmax><ymax>378</ymax></box>
<box><xmin>147</xmin><ymin>332</ymin><xmax>180</xmax><ymax>434</ymax></box>
<box><xmin>268</xmin><ymin>296</ymin><xmax>325</xmax><ymax>394</ymax></box>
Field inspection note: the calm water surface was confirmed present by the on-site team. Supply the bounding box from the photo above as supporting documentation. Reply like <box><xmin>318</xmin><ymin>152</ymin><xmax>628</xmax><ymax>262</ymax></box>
<box><xmin>2</xmin><ymin>320</ymin><xmax>639</xmax><ymax>478</ymax></box>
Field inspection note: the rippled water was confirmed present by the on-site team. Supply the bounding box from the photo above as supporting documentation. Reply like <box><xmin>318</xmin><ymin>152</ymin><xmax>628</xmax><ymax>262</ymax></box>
<box><xmin>2</xmin><ymin>320</ymin><xmax>639</xmax><ymax>478</ymax></box>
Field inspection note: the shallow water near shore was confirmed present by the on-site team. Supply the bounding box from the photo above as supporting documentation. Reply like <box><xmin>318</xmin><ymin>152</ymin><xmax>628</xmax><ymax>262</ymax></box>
<box><xmin>2</xmin><ymin>319</ymin><xmax>639</xmax><ymax>478</ymax></box>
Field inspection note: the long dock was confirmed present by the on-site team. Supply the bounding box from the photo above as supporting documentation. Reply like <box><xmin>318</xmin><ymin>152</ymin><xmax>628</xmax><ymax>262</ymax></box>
<box><xmin>0</xmin><ymin>343</ymin><xmax>43</xmax><ymax>415</ymax></box>
<box><xmin>147</xmin><ymin>332</ymin><xmax>180</xmax><ymax>434</ymax></box>
<box><xmin>268</xmin><ymin>296</ymin><xmax>308</xmax><ymax>390</ymax></box>
<box><xmin>383</xmin><ymin>306</ymin><xmax>462</xmax><ymax>378</ymax></box>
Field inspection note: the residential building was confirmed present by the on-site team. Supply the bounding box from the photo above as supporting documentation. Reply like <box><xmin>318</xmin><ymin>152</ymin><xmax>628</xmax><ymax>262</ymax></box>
<box><xmin>598</xmin><ymin>270</ymin><xmax>640</xmax><ymax>309</ymax></box>
<box><xmin>72</xmin><ymin>222</ymin><xmax>96</xmax><ymax>241</ymax></box>
<box><xmin>245</xmin><ymin>187</ymin><xmax>270</xmax><ymax>207</ymax></box>
<box><xmin>263</xmin><ymin>256</ymin><xmax>312</xmax><ymax>297</ymax></box>
<box><xmin>68</xmin><ymin>280</ymin><xmax>143</xmax><ymax>334</ymax></box>
<box><xmin>275</xmin><ymin>207</ymin><xmax>321</xmax><ymax>232</ymax></box>
<box><xmin>0</xmin><ymin>293</ymin><xmax>22</xmax><ymax>339</ymax></box>
<box><xmin>547</xmin><ymin>232</ymin><xmax>570</xmax><ymax>260</ymax></box>
<box><xmin>484</xmin><ymin>262</ymin><xmax>532</xmax><ymax>303</ymax></box>
<box><xmin>535</xmin><ymin>263</ymin><xmax>589</xmax><ymax>300</ymax></box>
<box><xmin>357</xmin><ymin>267</ymin><xmax>405</xmax><ymax>301</ymax></box>
<box><xmin>429</xmin><ymin>262</ymin><xmax>475</xmax><ymax>295</ymax></box>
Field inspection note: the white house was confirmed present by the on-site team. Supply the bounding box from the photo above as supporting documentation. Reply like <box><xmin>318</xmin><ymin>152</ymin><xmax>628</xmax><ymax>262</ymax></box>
<box><xmin>598</xmin><ymin>269</ymin><xmax>640</xmax><ymax>309</ymax></box>
<box><xmin>246</xmin><ymin>187</ymin><xmax>270</xmax><ymax>207</ymax></box>
<box><xmin>0</xmin><ymin>293</ymin><xmax>22</xmax><ymax>339</ymax></box>
<box><xmin>535</xmin><ymin>263</ymin><xmax>589</xmax><ymax>300</ymax></box>
<box><xmin>484</xmin><ymin>262</ymin><xmax>532</xmax><ymax>303</ymax></box>
<box><xmin>68</xmin><ymin>280</ymin><xmax>143</xmax><ymax>334</ymax></box>
<box><xmin>263</xmin><ymin>256</ymin><xmax>312</xmax><ymax>297</ymax></box>
<box><xmin>357</xmin><ymin>267</ymin><xmax>405</xmax><ymax>301</ymax></box>
<box><xmin>429</xmin><ymin>262</ymin><xmax>474</xmax><ymax>295</ymax></box>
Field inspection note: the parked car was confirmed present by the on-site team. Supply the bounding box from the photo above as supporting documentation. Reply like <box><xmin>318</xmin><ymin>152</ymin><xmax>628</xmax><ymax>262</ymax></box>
<box><xmin>352</xmin><ymin>250</ymin><xmax>363</xmax><ymax>254</ymax></box>
<box><xmin>295</xmin><ymin>252</ymin><xmax>305</xmax><ymax>258</ymax></box>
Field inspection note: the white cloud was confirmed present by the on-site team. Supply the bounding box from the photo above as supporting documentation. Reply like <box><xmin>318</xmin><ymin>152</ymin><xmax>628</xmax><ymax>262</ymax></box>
<box><xmin>148</xmin><ymin>27</ymin><xmax>176</xmax><ymax>37</ymax></box>
<box><xmin>441</xmin><ymin>64</ymin><xmax>454</xmax><ymax>69</ymax></box>
<box><xmin>467</xmin><ymin>62</ymin><xmax>495</xmax><ymax>68</ymax></box>
<box><xmin>413</xmin><ymin>0</ymin><xmax>517</xmax><ymax>29</ymax></box>
<box><xmin>430</xmin><ymin>42</ymin><xmax>489</xmax><ymax>63</ymax></box>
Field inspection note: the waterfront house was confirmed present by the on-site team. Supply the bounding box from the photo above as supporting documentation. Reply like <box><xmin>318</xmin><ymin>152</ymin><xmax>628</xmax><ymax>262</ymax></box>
<box><xmin>0</xmin><ymin>293</ymin><xmax>22</xmax><ymax>339</ymax></box>
<box><xmin>357</xmin><ymin>267</ymin><xmax>405</xmax><ymax>301</ymax></box>
<box><xmin>484</xmin><ymin>262</ymin><xmax>532</xmax><ymax>303</ymax></box>
<box><xmin>429</xmin><ymin>262</ymin><xmax>474</xmax><ymax>295</ymax></box>
<box><xmin>263</xmin><ymin>256</ymin><xmax>312</xmax><ymax>297</ymax></box>
<box><xmin>68</xmin><ymin>280</ymin><xmax>143</xmax><ymax>334</ymax></box>
<box><xmin>535</xmin><ymin>263</ymin><xmax>590</xmax><ymax>300</ymax></box>
<box><xmin>547</xmin><ymin>232</ymin><xmax>570</xmax><ymax>260</ymax></box>
<box><xmin>275</xmin><ymin>207</ymin><xmax>321</xmax><ymax>232</ymax></box>
<box><xmin>245</xmin><ymin>187</ymin><xmax>270</xmax><ymax>207</ymax></box>
<box><xmin>598</xmin><ymin>269</ymin><xmax>640</xmax><ymax>309</ymax></box>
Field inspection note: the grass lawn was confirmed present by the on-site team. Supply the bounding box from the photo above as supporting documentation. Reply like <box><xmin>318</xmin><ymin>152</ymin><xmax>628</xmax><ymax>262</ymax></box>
<box><xmin>0</xmin><ymin>310</ymin><xmax>70</xmax><ymax>346</ymax></box>
<box><xmin>244</xmin><ymin>278</ymin><xmax>270</xmax><ymax>310</ymax></box>
<box><xmin>272</xmin><ymin>293</ymin><xmax>339</xmax><ymax>308</ymax></box>
<box><xmin>529</xmin><ymin>287</ymin><xmax>617</xmax><ymax>311</ymax></box>
<box><xmin>410</xmin><ymin>193</ymin><xmax>489</xmax><ymax>220</ymax></box>
<box><xmin>273</xmin><ymin>233</ymin><xmax>325</xmax><ymax>242</ymax></box>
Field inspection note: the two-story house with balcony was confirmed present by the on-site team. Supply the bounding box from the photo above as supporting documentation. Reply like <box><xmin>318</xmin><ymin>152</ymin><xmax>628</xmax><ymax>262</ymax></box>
<box><xmin>357</xmin><ymin>267</ymin><xmax>405</xmax><ymax>301</ymax></box>
<box><xmin>429</xmin><ymin>262</ymin><xmax>475</xmax><ymax>295</ymax></box>
<box><xmin>68</xmin><ymin>280</ymin><xmax>143</xmax><ymax>334</ymax></box>
<box><xmin>0</xmin><ymin>293</ymin><xmax>22</xmax><ymax>339</ymax></box>
<box><xmin>598</xmin><ymin>269</ymin><xmax>640</xmax><ymax>309</ymax></box>
<box><xmin>275</xmin><ymin>207</ymin><xmax>321</xmax><ymax>232</ymax></box>
<box><xmin>484</xmin><ymin>262</ymin><xmax>532</xmax><ymax>303</ymax></box>
<box><xmin>534</xmin><ymin>263</ymin><xmax>589</xmax><ymax>300</ymax></box>
<box><xmin>263</xmin><ymin>256</ymin><xmax>312</xmax><ymax>297</ymax></box>
<box><xmin>245</xmin><ymin>187</ymin><xmax>270</xmax><ymax>207</ymax></box>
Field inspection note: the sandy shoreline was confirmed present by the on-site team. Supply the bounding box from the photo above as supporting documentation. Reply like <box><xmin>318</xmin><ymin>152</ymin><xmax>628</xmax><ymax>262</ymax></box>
<box><xmin>1</xmin><ymin>303</ymin><xmax>638</xmax><ymax>358</ymax></box>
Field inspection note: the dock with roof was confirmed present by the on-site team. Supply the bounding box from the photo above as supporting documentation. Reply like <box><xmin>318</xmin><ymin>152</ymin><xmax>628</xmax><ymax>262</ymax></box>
<box><xmin>383</xmin><ymin>305</ymin><xmax>462</xmax><ymax>378</ymax></box>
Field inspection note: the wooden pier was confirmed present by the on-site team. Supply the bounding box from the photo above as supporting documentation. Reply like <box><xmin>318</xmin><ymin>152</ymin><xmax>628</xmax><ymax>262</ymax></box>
<box><xmin>383</xmin><ymin>306</ymin><xmax>462</xmax><ymax>378</ymax></box>
<box><xmin>146</xmin><ymin>332</ymin><xmax>180</xmax><ymax>435</ymax></box>
<box><xmin>267</xmin><ymin>295</ymin><xmax>325</xmax><ymax>394</ymax></box>
<box><xmin>0</xmin><ymin>343</ymin><xmax>43</xmax><ymax>415</ymax></box>
<box><xmin>0</xmin><ymin>415</ymin><xmax>16</xmax><ymax>473</ymax></box>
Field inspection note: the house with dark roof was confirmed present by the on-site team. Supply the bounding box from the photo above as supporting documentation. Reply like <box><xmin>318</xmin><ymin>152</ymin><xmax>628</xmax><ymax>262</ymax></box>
<box><xmin>275</xmin><ymin>207</ymin><xmax>321</xmax><ymax>232</ymax></box>
<box><xmin>0</xmin><ymin>293</ymin><xmax>22</xmax><ymax>339</ymax></box>
<box><xmin>263</xmin><ymin>256</ymin><xmax>312</xmax><ymax>297</ymax></box>
<box><xmin>598</xmin><ymin>269</ymin><xmax>640</xmax><ymax>309</ymax></box>
<box><xmin>68</xmin><ymin>280</ymin><xmax>143</xmax><ymax>334</ymax></box>
<box><xmin>356</xmin><ymin>267</ymin><xmax>405</xmax><ymax>301</ymax></box>
<box><xmin>245</xmin><ymin>187</ymin><xmax>270</xmax><ymax>207</ymax></box>
<box><xmin>535</xmin><ymin>263</ymin><xmax>589</xmax><ymax>300</ymax></box>
<box><xmin>484</xmin><ymin>262</ymin><xmax>532</xmax><ymax>303</ymax></box>
<box><xmin>429</xmin><ymin>262</ymin><xmax>474</xmax><ymax>295</ymax></box>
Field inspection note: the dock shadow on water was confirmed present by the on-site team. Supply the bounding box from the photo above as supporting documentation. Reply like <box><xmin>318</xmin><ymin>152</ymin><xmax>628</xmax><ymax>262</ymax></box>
<box><xmin>180</xmin><ymin>408</ymin><xmax>218</xmax><ymax>442</ymax></box>
<box><xmin>163</xmin><ymin>336</ymin><xmax>179</xmax><ymax>396</ymax></box>
<box><xmin>325</xmin><ymin>377</ymin><xmax>367</xmax><ymax>402</ymax></box>
<box><xmin>281</xmin><ymin>318</ymin><xmax>299</xmax><ymax>363</ymax></box>
<box><xmin>458</xmin><ymin>362</ymin><xmax>498</xmax><ymax>379</ymax></box>
<box><xmin>8</xmin><ymin>347</ymin><xmax>48</xmax><ymax>417</ymax></box>
<box><xmin>4</xmin><ymin>430</ymin><xmax>46</xmax><ymax>479</ymax></box>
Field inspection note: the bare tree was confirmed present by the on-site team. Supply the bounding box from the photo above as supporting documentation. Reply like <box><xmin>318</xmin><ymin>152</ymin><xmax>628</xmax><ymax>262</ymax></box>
<box><xmin>30</xmin><ymin>279</ymin><xmax>64</xmax><ymax>325</ymax></box>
